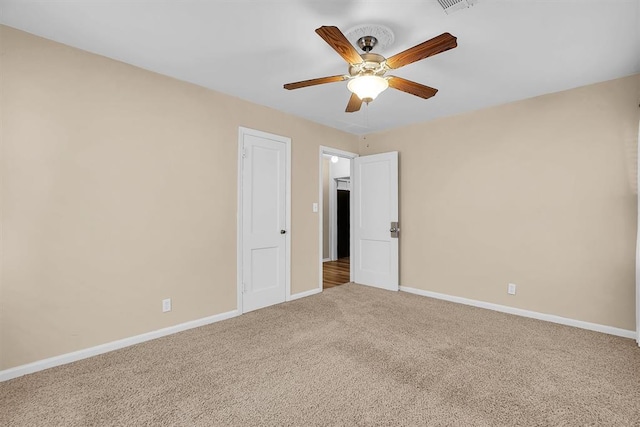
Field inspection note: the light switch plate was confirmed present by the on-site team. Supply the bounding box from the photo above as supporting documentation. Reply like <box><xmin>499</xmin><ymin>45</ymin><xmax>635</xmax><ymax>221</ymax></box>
<box><xmin>312</xmin><ymin>203</ymin><xmax>318</xmax><ymax>213</ymax></box>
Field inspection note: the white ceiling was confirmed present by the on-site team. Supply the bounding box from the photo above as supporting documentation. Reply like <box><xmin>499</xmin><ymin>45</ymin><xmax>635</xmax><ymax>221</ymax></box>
<box><xmin>2</xmin><ymin>0</ymin><xmax>639</xmax><ymax>135</ymax></box>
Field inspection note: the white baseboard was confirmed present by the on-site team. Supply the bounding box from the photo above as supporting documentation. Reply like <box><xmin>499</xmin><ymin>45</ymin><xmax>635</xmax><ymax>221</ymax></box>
<box><xmin>289</xmin><ymin>287</ymin><xmax>322</xmax><ymax>301</ymax></box>
<box><xmin>399</xmin><ymin>286</ymin><xmax>636</xmax><ymax>339</ymax></box>
<box><xmin>6</xmin><ymin>286</ymin><xmax>631</xmax><ymax>382</ymax></box>
<box><xmin>0</xmin><ymin>309</ymin><xmax>240</xmax><ymax>383</ymax></box>
<box><xmin>322</xmin><ymin>258</ymin><xmax>330</xmax><ymax>263</ymax></box>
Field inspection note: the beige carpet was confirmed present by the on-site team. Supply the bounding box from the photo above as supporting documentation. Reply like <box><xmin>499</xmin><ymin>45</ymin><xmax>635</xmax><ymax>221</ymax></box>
<box><xmin>1</xmin><ymin>283</ymin><xmax>639</xmax><ymax>426</ymax></box>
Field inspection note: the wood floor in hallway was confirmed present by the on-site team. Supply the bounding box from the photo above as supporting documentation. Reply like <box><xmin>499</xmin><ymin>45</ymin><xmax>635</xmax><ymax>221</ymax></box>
<box><xmin>323</xmin><ymin>258</ymin><xmax>350</xmax><ymax>289</ymax></box>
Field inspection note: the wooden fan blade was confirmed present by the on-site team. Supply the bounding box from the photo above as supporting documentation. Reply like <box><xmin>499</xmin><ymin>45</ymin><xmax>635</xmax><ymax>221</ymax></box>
<box><xmin>385</xmin><ymin>33</ymin><xmax>457</xmax><ymax>69</ymax></box>
<box><xmin>315</xmin><ymin>26</ymin><xmax>363</xmax><ymax>65</ymax></box>
<box><xmin>387</xmin><ymin>76</ymin><xmax>438</xmax><ymax>99</ymax></box>
<box><xmin>284</xmin><ymin>75</ymin><xmax>347</xmax><ymax>90</ymax></box>
<box><xmin>345</xmin><ymin>93</ymin><xmax>363</xmax><ymax>113</ymax></box>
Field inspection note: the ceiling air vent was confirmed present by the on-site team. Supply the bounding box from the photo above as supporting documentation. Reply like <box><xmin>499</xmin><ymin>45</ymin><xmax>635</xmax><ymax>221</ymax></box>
<box><xmin>437</xmin><ymin>0</ymin><xmax>477</xmax><ymax>14</ymax></box>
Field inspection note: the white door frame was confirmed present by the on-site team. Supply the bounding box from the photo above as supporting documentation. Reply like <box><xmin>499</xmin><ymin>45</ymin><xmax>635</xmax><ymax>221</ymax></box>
<box><xmin>318</xmin><ymin>146</ymin><xmax>358</xmax><ymax>291</ymax></box>
<box><xmin>237</xmin><ymin>127</ymin><xmax>292</xmax><ymax>314</ymax></box>
<box><xmin>636</xmin><ymin>119</ymin><xmax>640</xmax><ymax>346</ymax></box>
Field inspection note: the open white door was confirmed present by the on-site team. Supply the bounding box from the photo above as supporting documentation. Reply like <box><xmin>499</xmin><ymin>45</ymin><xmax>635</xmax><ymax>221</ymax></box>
<box><xmin>353</xmin><ymin>151</ymin><xmax>399</xmax><ymax>291</ymax></box>
<box><xmin>238</xmin><ymin>128</ymin><xmax>290</xmax><ymax>313</ymax></box>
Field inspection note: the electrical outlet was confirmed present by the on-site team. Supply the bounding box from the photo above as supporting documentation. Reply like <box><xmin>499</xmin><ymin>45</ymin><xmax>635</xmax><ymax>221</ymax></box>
<box><xmin>507</xmin><ymin>283</ymin><xmax>517</xmax><ymax>295</ymax></box>
<box><xmin>162</xmin><ymin>298</ymin><xmax>172</xmax><ymax>312</ymax></box>
<box><xmin>312</xmin><ymin>203</ymin><xmax>318</xmax><ymax>213</ymax></box>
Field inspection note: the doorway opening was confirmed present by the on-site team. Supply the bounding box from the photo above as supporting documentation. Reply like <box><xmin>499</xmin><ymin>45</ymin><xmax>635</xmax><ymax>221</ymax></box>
<box><xmin>319</xmin><ymin>147</ymin><xmax>357</xmax><ymax>290</ymax></box>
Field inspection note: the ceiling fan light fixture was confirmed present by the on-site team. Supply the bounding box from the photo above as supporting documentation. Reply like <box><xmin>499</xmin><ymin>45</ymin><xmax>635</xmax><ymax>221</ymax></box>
<box><xmin>347</xmin><ymin>75</ymin><xmax>389</xmax><ymax>103</ymax></box>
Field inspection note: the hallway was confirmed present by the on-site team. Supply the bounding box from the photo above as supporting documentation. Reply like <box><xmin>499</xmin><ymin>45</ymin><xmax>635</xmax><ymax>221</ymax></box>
<box><xmin>322</xmin><ymin>258</ymin><xmax>350</xmax><ymax>289</ymax></box>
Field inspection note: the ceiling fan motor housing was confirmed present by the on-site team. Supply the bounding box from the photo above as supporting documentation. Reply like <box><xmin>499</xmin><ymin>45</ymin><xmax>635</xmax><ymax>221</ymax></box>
<box><xmin>357</xmin><ymin>36</ymin><xmax>378</xmax><ymax>52</ymax></box>
<box><xmin>348</xmin><ymin>53</ymin><xmax>387</xmax><ymax>77</ymax></box>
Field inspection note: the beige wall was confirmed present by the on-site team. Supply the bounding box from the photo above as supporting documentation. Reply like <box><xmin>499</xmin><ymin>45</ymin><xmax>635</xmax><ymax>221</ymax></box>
<box><xmin>0</xmin><ymin>26</ymin><xmax>358</xmax><ymax>369</ymax></box>
<box><xmin>2</xmin><ymin>24</ymin><xmax>637</xmax><ymax>371</ymax></box>
<box><xmin>361</xmin><ymin>74</ymin><xmax>639</xmax><ymax>330</ymax></box>
<box><xmin>322</xmin><ymin>157</ymin><xmax>330</xmax><ymax>260</ymax></box>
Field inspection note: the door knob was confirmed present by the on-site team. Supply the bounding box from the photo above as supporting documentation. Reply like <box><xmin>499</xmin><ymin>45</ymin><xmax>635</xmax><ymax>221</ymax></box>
<box><xmin>280</xmin><ymin>230</ymin><xmax>286</xmax><ymax>234</ymax></box>
<box><xmin>390</xmin><ymin>221</ymin><xmax>399</xmax><ymax>238</ymax></box>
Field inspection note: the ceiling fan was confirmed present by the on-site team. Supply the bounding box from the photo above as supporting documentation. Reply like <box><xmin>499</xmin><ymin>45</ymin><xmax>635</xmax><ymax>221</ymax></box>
<box><xmin>284</xmin><ymin>26</ymin><xmax>457</xmax><ymax>113</ymax></box>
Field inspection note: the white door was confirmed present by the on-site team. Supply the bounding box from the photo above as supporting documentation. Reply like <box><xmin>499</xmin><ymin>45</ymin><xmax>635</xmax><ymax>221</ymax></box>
<box><xmin>239</xmin><ymin>128</ymin><xmax>290</xmax><ymax>313</ymax></box>
<box><xmin>353</xmin><ymin>151</ymin><xmax>399</xmax><ymax>291</ymax></box>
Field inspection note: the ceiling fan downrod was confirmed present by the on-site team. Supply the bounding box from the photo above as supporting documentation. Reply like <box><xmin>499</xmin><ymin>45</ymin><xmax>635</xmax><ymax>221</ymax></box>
<box><xmin>357</xmin><ymin>36</ymin><xmax>378</xmax><ymax>53</ymax></box>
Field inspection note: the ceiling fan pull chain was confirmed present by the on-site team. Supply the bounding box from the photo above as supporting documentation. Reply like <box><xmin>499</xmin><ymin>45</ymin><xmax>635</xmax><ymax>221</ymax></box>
<box><xmin>364</xmin><ymin>102</ymin><xmax>369</xmax><ymax>129</ymax></box>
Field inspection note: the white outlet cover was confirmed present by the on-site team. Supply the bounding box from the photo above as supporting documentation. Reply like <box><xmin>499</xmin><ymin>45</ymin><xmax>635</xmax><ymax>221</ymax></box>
<box><xmin>162</xmin><ymin>298</ymin><xmax>172</xmax><ymax>312</ymax></box>
<box><xmin>507</xmin><ymin>283</ymin><xmax>517</xmax><ymax>295</ymax></box>
<box><xmin>312</xmin><ymin>203</ymin><xmax>318</xmax><ymax>213</ymax></box>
